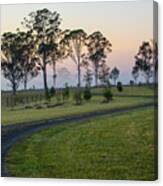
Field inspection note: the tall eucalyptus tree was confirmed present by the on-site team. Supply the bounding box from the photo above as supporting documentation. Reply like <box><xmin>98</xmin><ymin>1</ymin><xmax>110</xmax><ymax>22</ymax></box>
<box><xmin>110</xmin><ymin>67</ymin><xmax>120</xmax><ymax>85</ymax></box>
<box><xmin>86</xmin><ymin>31</ymin><xmax>112</xmax><ymax>87</ymax></box>
<box><xmin>60</xmin><ymin>29</ymin><xmax>87</xmax><ymax>88</ymax></box>
<box><xmin>1</xmin><ymin>32</ymin><xmax>24</xmax><ymax>95</ymax></box>
<box><xmin>16</xmin><ymin>30</ymin><xmax>40</xmax><ymax>90</ymax></box>
<box><xmin>134</xmin><ymin>42</ymin><xmax>153</xmax><ymax>84</ymax></box>
<box><xmin>22</xmin><ymin>8</ymin><xmax>61</xmax><ymax>98</ymax></box>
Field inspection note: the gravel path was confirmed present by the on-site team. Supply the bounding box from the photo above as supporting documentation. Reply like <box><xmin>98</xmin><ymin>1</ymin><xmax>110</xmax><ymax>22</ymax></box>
<box><xmin>1</xmin><ymin>102</ymin><xmax>154</xmax><ymax>177</ymax></box>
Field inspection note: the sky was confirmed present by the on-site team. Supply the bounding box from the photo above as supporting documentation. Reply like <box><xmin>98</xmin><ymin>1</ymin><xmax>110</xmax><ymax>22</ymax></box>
<box><xmin>1</xmin><ymin>0</ymin><xmax>154</xmax><ymax>90</ymax></box>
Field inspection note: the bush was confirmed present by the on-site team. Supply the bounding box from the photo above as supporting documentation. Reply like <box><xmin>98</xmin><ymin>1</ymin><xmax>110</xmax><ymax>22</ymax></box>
<box><xmin>55</xmin><ymin>91</ymin><xmax>62</xmax><ymax>104</ymax></box>
<box><xmin>49</xmin><ymin>86</ymin><xmax>56</xmax><ymax>97</ymax></box>
<box><xmin>117</xmin><ymin>81</ymin><xmax>123</xmax><ymax>92</ymax></box>
<box><xmin>63</xmin><ymin>83</ymin><xmax>70</xmax><ymax>101</ymax></box>
<box><xmin>138</xmin><ymin>82</ymin><xmax>142</xmax><ymax>86</ymax></box>
<box><xmin>83</xmin><ymin>87</ymin><xmax>92</xmax><ymax>101</ymax></box>
<box><xmin>73</xmin><ymin>89</ymin><xmax>82</xmax><ymax>105</ymax></box>
<box><xmin>130</xmin><ymin>80</ymin><xmax>134</xmax><ymax>86</ymax></box>
<box><xmin>103</xmin><ymin>88</ymin><xmax>113</xmax><ymax>102</ymax></box>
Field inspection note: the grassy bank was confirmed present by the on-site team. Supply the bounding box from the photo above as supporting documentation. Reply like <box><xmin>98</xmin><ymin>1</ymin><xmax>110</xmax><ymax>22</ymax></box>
<box><xmin>6</xmin><ymin>108</ymin><xmax>156</xmax><ymax>180</ymax></box>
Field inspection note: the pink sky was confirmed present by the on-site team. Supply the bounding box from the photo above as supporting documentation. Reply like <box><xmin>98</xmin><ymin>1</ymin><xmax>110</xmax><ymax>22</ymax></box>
<box><xmin>1</xmin><ymin>1</ymin><xmax>154</xmax><ymax>89</ymax></box>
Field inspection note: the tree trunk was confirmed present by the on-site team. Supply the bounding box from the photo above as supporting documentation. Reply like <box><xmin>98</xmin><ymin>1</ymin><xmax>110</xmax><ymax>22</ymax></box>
<box><xmin>24</xmin><ymin>75</ymin><xmax>27</xmax><ymax>90</ymax></box>
<box><xmin>146</xmin><ymin>76</ymin><xmax>150</xmax><ymax>85</ymax></box>
<box><xmin>135</xmin><ymin>78</ymin><xmax>137</xmax><ymax>85</ymax></box>
<box><xmin>77</xmin><ymin>63</ymin><xmax>81</xmax><ymax>88</ymax></box>
<box><xmin>43</xmin><ymin>51</ymin><xmax>49</xmax><ymax>99</ymax></box>
<box><xmin>52</xmin><ymin>61</ymin><xmax>56</xmax><ymax>88</ymax></box>
<box><xmin>114</xmin><ymin>79</ymin><xmax>116</xmax><ymax>86</ymax></box>
<box><xmin>12</xmin><ymin>82</ymin><xmax>16</xmax><ymax>95</ymax></box>
<box><xmin>95</xmin><ymin>67</ymin><xmax>98</xmax><ymax>87</ymax></box>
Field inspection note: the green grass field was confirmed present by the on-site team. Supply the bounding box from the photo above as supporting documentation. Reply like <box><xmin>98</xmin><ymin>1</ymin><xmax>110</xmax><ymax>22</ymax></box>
<box><xmin>2</xmin><ymin>96</ymin><xmax>153</xmax><ymax>125</ymax></box>
<box><xmin>2</xmin><ymin>86</ymin><xmax>155</xmax><ymax>125</ymax></box>
<box><xmin>6</xmin><ymin>108</ymin><xmax>156</xmax><ymax>180</ymax></box>
<box><xmin>91</xmin><ymin>86</ymin><xmax>155</xmax><ymax>96</ymax></box>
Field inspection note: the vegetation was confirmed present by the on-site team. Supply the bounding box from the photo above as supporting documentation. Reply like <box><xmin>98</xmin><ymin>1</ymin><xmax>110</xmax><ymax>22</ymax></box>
<box><xmin>1</xmin><ymin>32</ymin><xmax>38</xmax><ymax>95</ymax></box>
<box><xmin>117</xmin><ymin>82</ymin><xmax>123</xmax><ymax>92</ymax></box>
<box><xmin>99</xmin><ymin>60</ymin><xmax>110</xmax><ymax>87</ymax></box>
<box><xmin>86</xmin><ymin>31</ymin><xmax>112</xmax><ymax>87</ymax></box>
<box><xmin>6</xmin><ymin>108</ymin><xmax>156</xmax><ymax>180</ymax></box>
<box><xmin>62</xmin><ymin>83</ymin><xmax>70</xmax><ymax>101</ymax></box>
<box><xmin>132</xmin><ymin>66</ymin><xmax>139</xmax><ymax>85</ymax></box>
<box><xmin>110</xmin><ymin>67</ymin><xmax>120</xmax><ymax>85</ymax></box>
<box><xmin>49</xmin><ymin>86</ymin><xmax>56</xmax><ymax>97</ymax></box>
<box><xmin>103</xmin><ymin>88</ymin><xmax>113</xmax><ymax>102</ymax></box>
<box><xmin>2</xmin><ymin>95</ymin><xmax>153</xmax><ymax>125</ymax></box>
<box><xmin>61</xmin><ymin>29</ymin><xmax>87</xmax><ymax>88</ymax></box>
<box><xmin>1</xmin><ymin>7</ymin><xmax>157</xmax><ymax>180</ymax></box>
<box><xmin>83</xmin><ymin>86</ymin><xmax>92</xmax><ymax>101</ymax></box>
<box><xmin>73</xmin><ymin>89</ymin><xmax>83</xmax><ymax>105</ymax></box>
<box><xmin>133</xmin><ymin>41</ymin><xmax>158</xmax><ymax>84</ymax></box>
<box><xmin>22</xmin><ymin>8</ymin><xmax>62</xmax><ymax>99</ymax></box>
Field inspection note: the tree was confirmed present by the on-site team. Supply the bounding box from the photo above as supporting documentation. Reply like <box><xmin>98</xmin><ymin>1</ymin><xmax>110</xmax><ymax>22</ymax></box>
<box><xmin>151</xmin><ymin>40</ymin><xmax>158</xmax><ymax>84</ymax></box>
<box><xmin>83</xmin><ymin>86</ymin><xmax>92</xmax><ymax>101</ymax></box>
<box><xmin>16</xmin><ymin>30</ymin><xmax>40</xmax><ymax>90</ymax></box>
<box><xmin>83</xmin><ymin>68</ymin><xmax>93</xmax><ymax>88</ymax></box>
<box><xmin>99</xmin><ymin>60</ymin><xmax>110</xmax><ymax>87</ymax></box>
<box><xmin>1</xmin><ymin>32</ymin><xmax>24</xmax><ymax>95</ymax></box>
<box><xmin>132</xmin><ymin>66</ymin><xmax>139</xmax><ymax>84</ymax></box>
<box><xmin>61</xmin><ymin>29</ymin><xmax>87</xmax><ymax>88</ymax></box>
<box><xmin>82</xmin><ymin>58</ymin><xmax>93</xmax><ymax>87</ymax></box>
<box><xmin>110</xmin><ymin>67</ymin><xmax>120</xmax><ymax>85</ymax></box>
<box><xmin>49</xmin><ymin>30</ymin><xmax>67</xmax><ymax>88</ymax></box>
<box><xmin>86</xmin><ymin>31</ymin><xmax>112</xmax><ymax>87</ymax></box>
<box><xmin>22</xmin><ymin>8</ymin><xmax>61</xmax><ymax>98</ymax></box>
<box><xmin>63</xmin><ymin>82</ymin><xmax>70</xmax><ymax>100</ymax></box>
<box><xmin>117</xmin><ymin>81</ymin><xmax>123</xmax><ymax>92</ymax></box>
<box><xmin>134</xmin><ymin>42</ymin><xmax>153</xmax><ymax>84</ymax></box>
<box><xmin>103</xmin><ymin>88</ymin><xmax>113</xmax><ymax>102</ymax></box>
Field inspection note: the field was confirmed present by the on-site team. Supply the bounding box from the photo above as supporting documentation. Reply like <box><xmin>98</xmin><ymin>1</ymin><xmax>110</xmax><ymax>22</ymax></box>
<box><xmin>2</xmin><ymin>86</ymin><xmax>157</xmax><ymax>179</ymax></box>
<box><xmin>6</xmin><ymin>108</ymin><xmax>156</xmax><ymax>180</ymax></box>
<box><xmin>1</xmin><ymin>86</ymin><xmax>154</xmax><ymax>125</ymax></box>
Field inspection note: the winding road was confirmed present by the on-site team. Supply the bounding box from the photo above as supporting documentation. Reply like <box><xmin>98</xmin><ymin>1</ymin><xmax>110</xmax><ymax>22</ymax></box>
<box><xmin>1</xmin><ymin>102</ymin><xmax>155</xmax><ymax>177</ymax></box>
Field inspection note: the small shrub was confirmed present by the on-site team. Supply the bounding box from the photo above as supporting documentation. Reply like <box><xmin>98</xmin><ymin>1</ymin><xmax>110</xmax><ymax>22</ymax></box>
<box><xmin>49</xmin><ymin>86</ymin><xmax>56</xmax><ymax>97</ymax></box>
<box><xmin>138</xmin><ymin>82</ymin><xmax>142</xmax><ymax>86</ymax></box>
<box><xmin>63</xmin><ymin>83</ymin><xmax>70</xmax><ymax>101</ymax></box>
<box><xmin>83</xmin><ymin>87</ymin><xmax>92</xmax><ymax>101</ymax></box>
<box><xmin>73</xmin><ymin>89</ymin><xmax>82</xmax><ymax>105</ymax></box>
<box><xmin>24</xmin><ymin>105</ymin><xmax>33</xmax><ymax>109</ymax></box>
<box><xmin>34</xmin><ymin>104</ymin><xmax>43</xmax><ymax>109</ymax></box>
<box><xmin>130</xmin><ymin>80</ymin><xmax>134</xmax><ymax>86</ymax></box>
<box><xmin>103</xmin><ymin>88</ymin><xmax>113</xmax><ymax>102</ymax></box>
<box><xmin>117</xmin><ymin>81</ymin><xmax>123</xmax><ymax>92</ymax></box>
<box><xmin>55</xmin><ymin>91</ymin><xmax>62</xmax><ymax>104</ymax></box>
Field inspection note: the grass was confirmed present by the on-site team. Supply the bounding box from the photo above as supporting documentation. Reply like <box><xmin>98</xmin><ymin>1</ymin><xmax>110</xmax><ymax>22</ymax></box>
<box><xmin>6</xmin><ymin>107</ymin><xmax>156</xmax><ymax>180</ymax></box>
<box><xmin>91</xmin><ymin>86</ymin><xmax>155</xmax><ymax>96</ymax></box>
<box><xmin>1</xmin><ymin>96</ymin><xmax>153</xmax><ymax>125</ymax></box>
<box><xmin>1</xmin><ymin>86</ymin><xmax>154</xmax><ymax>108</ymax></box>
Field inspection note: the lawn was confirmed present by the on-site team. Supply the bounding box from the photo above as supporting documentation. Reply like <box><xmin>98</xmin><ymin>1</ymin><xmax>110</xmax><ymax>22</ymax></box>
<box><xmin>1</xmin><ymin>95</ymin><xmax>153</xmax><ymax>125</ymax></box>
<box><xmin>6</xmin><ymin>107</ymin><xmax>156</xmax><ymax>180</ymax></box>
<box><xmin>91</xmin><ymin>86</ymin><xmax>155</xmax><ymax>96</ymax></box>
